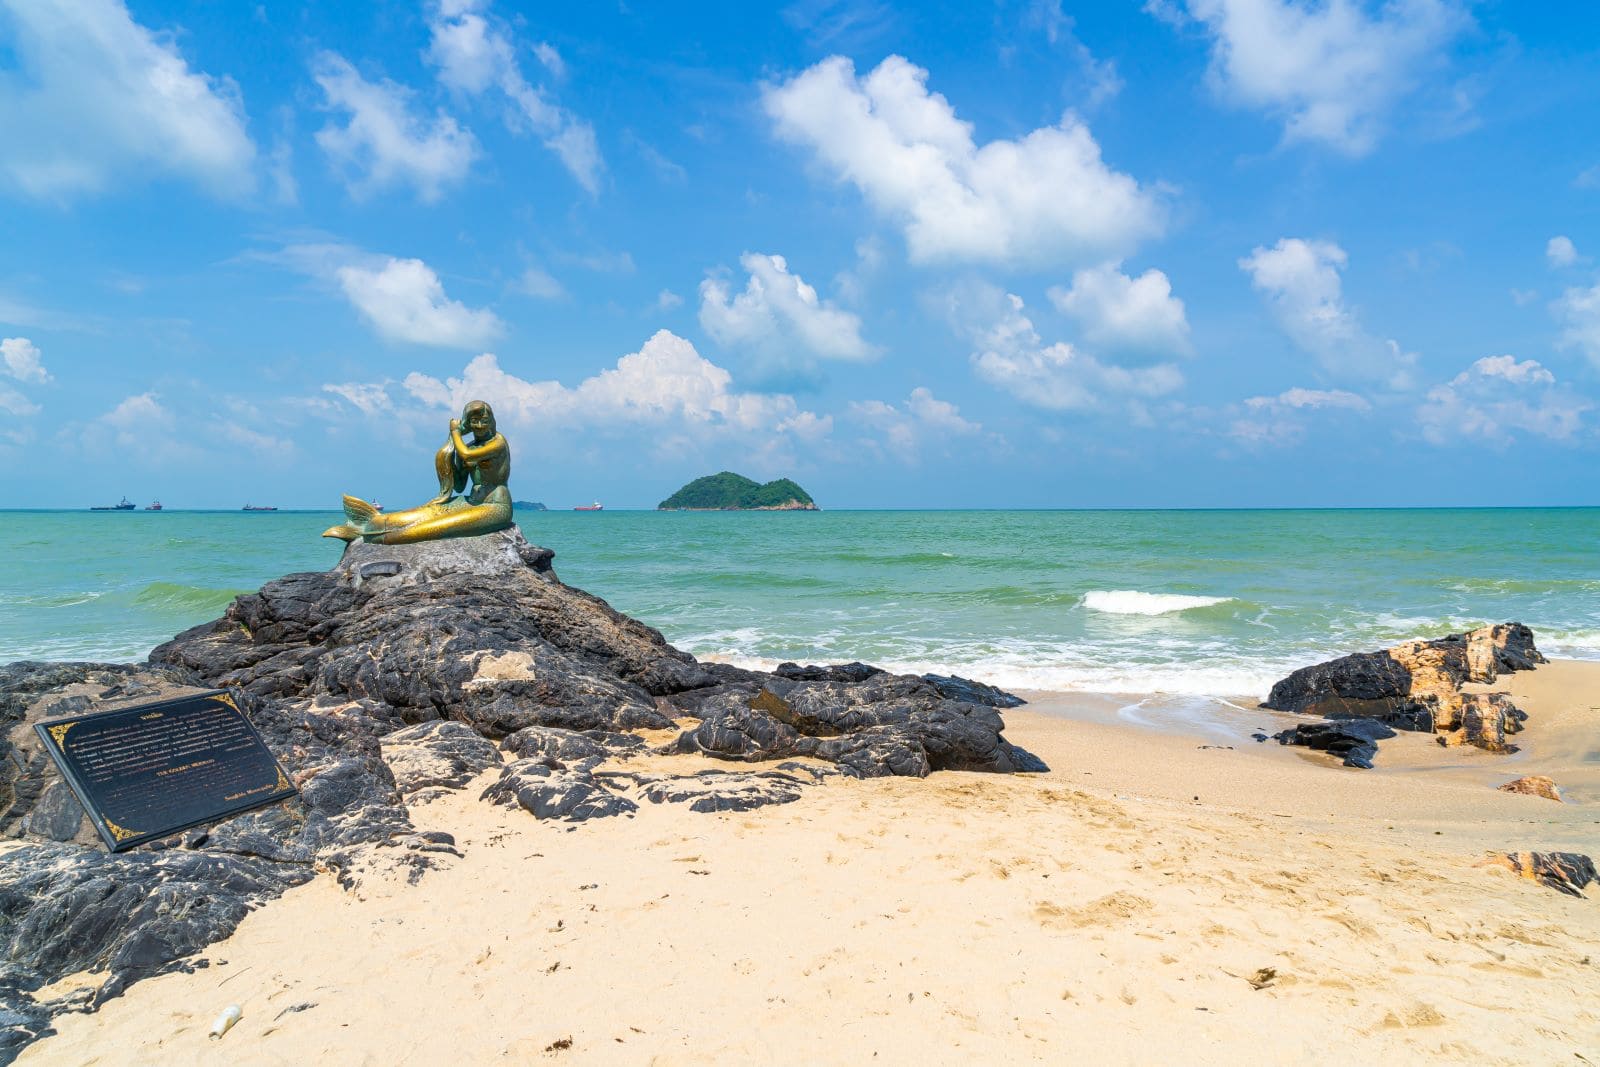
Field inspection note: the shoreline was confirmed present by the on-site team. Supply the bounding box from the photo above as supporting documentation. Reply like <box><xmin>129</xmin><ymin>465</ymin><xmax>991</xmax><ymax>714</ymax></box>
<box><xmin>1009</xmin><ymin>659</ymin><xmax>1600</xmax><ymax>849</ymax></box>
<box><xmin>18</xmin><ymin>660</ymin><xmax>1599</xmax><ymax>1065</ymax></box>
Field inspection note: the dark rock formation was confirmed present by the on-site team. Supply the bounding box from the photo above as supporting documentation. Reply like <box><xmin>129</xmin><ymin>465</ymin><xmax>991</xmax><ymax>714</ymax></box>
<box><xmin>1272</xmin><ymin>718</ymin><xmax>1397</xmax><ymax>769</ymax></box>
<box><xmin>380</xmin><ymin>721</ymin><xmax>504</xmax><ymax>801</ymax></box>
<box><xmin>775</xmin><ymin>661</ymin><xmax>882</xmax><ymax>684</ymax></box>
<box><xmin>501</xmin><ymin>725</ymin><xmax>648</xmax><ymax>763</ymax></box>
<box><xmin>920</xmin><ymin>673</ymin><xmax>1029</xmax><ymax>709</ymax></box>
<box><xmin>662</xmin><ymin>674</ymin><xmax>1043</xmax><ymax>777</ymax></box>
<box><xmin>610</xmin><ymin>767</ymin><xmax>828</xmax><ymax>813</ymax></box>
<box><xmin>1478</xmin><ymin>851</ymin><xmax>1598</xmax><ymax>897</ymax></box>
<box><xmin>1263</xmin><ymin>624</ymin><xmax>1544</xmax><ymax>764</ymax></box>
<box><xmin>480</xmin><ymin>759</ymin><xmax>639</xmax><ymax>822</ymax></box>
<box><xmin>0</xmin><ymin>526</ymin><xmax>1039</xmax><ymax>1061</ymax></box>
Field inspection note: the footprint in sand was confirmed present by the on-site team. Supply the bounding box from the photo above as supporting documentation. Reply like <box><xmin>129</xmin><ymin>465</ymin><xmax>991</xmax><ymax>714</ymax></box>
<box><xmin>1379</xmin><ymin>1003</ymin><xmax>1447</xmax><ymax>1029</ymax></box>
<box><xmin>1033</xmin><ymin>892</ymin><xmax>1154</xmax><ymax>929</ymax></box>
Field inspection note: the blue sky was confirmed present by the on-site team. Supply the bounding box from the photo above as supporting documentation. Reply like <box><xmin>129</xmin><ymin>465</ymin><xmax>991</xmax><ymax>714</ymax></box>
<box><xmin>1</xmin><ymin>0</ymin><xmax>1597</xmax><ymax>509</ymax></box>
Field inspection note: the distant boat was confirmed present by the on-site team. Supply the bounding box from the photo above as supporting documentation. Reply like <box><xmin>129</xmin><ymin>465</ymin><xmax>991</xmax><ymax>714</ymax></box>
<box><xmin>90</xmin><ymin>497</ymin><xmax>136</xmax><ymax>511</ymax></box>
<box><xmin>144</xmin><ymin>501</ymin><xmax>163</xmax><ymax>511</ymax></box>
<box><xmin>242</xmin><ymin>504</ymin><xmax>278</xmax><ymax>512</ymax></box>
<box><xmin>573</xmin><ymin>502</ymin><xmax>604</xmax><ymax>511</ymax></box>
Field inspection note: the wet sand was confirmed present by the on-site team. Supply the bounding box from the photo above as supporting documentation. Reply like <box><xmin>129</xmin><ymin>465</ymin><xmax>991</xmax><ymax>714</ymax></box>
<box><xmin>21</xmin><ymin>662</ymin><xmax>1600</xmax><ymax>1065</ymax></box>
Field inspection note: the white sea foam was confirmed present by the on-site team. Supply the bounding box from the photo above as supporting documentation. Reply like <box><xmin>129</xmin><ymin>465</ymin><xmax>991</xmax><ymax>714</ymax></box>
<box><xmin>1538</xmin><ymin>628</ymin><xmax>1600</xmax><ymax>659</ymax></box>
<box><xmin>693</xmin><ymin>647</ymin><xmax>1283</xmax><ymax>699</ymax></box>
<box><xmin>1081</xmin><ymin>590</ymin><xmax>1234</xmax><ymax>616</ymax></box>
<box><xmin>931</xmin><ymin>661</ymin><xmax>1280</xmax><ymax>698</ymax></box>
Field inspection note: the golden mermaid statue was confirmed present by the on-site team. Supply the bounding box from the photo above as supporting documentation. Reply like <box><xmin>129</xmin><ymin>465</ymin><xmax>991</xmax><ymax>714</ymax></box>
<box><xmin>322</xmin><ymin>400</ymin><xmax>513</xmax><ymax>545</ymax></box>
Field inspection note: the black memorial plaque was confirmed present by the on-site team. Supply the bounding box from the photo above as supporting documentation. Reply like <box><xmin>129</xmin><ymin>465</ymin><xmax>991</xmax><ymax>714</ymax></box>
<box><xmin>34</xmin><ymin>690</ymin><xmax>296</xmax><ymax>852</ymax></box>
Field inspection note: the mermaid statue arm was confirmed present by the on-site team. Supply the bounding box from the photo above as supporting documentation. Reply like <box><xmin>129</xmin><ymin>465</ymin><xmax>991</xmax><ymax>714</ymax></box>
<box><xmin>450</xmin><ymin>419</ymin><xmax>506</xmax><ymax>464</ymax></box>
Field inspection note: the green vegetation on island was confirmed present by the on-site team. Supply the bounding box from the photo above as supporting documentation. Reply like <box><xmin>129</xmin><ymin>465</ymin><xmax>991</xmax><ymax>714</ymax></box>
<box><xmin>657</xmin><ymin>472</ymin><xmax>818</xmax><ymax>511</ymax></box>
<box><xmin>513</xmin><ymin>500</ymin><xmax>548</xmax><ymax>511</ymax></box>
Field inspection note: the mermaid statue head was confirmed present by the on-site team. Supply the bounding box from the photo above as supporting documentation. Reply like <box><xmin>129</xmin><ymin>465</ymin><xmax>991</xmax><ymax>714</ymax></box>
<box><xmin>461</xmin><ymin>399</ymin><xmax>496</xmax><ymax>441</ymax></box>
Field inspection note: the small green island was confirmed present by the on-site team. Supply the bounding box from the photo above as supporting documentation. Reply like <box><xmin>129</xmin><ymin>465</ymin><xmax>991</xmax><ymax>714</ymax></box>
<box><xmin>658</xmin><ymin>472</ymin><xmax>818</xmax><ymax>511</ymax></box>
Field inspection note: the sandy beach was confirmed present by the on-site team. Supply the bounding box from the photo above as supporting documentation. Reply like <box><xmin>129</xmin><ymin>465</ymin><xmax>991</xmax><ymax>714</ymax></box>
<box><xmin>20</xmin><ymin>660</ymin><xmax>1599</xmax><ymax>1065</ymax></box>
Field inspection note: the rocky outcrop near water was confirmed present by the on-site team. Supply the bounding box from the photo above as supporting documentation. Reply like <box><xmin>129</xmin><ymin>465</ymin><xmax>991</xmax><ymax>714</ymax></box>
<box><xmin>1264</xmin><ymin>624</ymin><xmax>1545</xmax><ymax>765</ymax></box>
<box><xmin>0</xmin><ymin>527</ymin><xmax>1039</xmax><ymax>1062</ymax></box>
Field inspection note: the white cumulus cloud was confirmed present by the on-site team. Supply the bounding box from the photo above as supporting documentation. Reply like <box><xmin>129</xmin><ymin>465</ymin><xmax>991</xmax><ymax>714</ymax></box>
<box><xmin>1554</xmin><ymin>282</ymin><xmax>1600</xmax><ymax>369</ymax></box>
<box><xmin>322</xmin><ymin>382</ymin><xmax>395</xmax><ymax>416</ymax></box>
<box><xmin>0</xmin><ymin>385</ymin><xmax>36</xmax><ymax>417</ymax></box>
<box><xmin>1048</xmin><ymin>264</ymin><xmax>1191</xmax><ymax>355</ymax></box>
<box><xmin>1</xmin><ymin>337</ymin><xmax>50</xmax><ymax>383</ymax></box>
<box><xmin>312</xmin><ymin>51</ymin><xmax>478</xmax><ymax>203</ymax></box>
<box><xmin>1161</xmin><ymin>0</ymin><xmax>1470</xmax><ymax>155</ymax></box>
<box><xmin>1245</xmin><ymin>386</ymin><xmax>1370</xmax><ymax>411</ymax></box>
<box><xmin>1417</xmin><ymin>356</ymin><xmax>1588</xmax><ymax>446</ymax></box>
<box><xmin>0</xmin><ymin>0</ymin><xmax>256</xmax><ymax>200</ymax></box>
<box><xmin>947</xmin><ymin>283</ymin><xmax>1182</xmax><ymax>411</ymax></box>
<box><xmin>102</xmin><ymin>392</ymin><xmax>171</xmax><ymax>433</ymax></box>
<box><xmin>1229</xmin><ymin>385</ymin><xmax>1370</xmax><ymax>444</ymax></box>
<box><xmin>763</xmin><ymin>55</ymin><xmax>1161</xmax><ymax>267</ymax></box>
<box><xmin>1240</xmin><ymin>237</ymin><xmax>1416</xmax><ymax>387</ymax></box>
<box><xmin>1546</xmin><ymin>235</ymin><xmax>1579</xmax><ymax>268</ymax></box>
<box><xmin>277</xmin><ymin>243</ymin><xmax>504</xmax><ymax>349</ymax></box>
<box><xmin>335</xmin><ymin>257</ymin><xmax>503</xmax><ymax>349</ymax></box>
<box><xmin>393</xmin><ymin>332</ymin><xmax>831</xmax><ymax>448</ymax></box>
<box><xmin>515</xmin><ymin>267</ymin><xmax>566</xmax><ymax>300</ymax></box>
<box><xmin>699</xmin><ymin>253</ymin><xmax>877</xmax><ymax>371</ymax></box>
<box><xmin>81</xmin><ymin>391</ymin><xmax>199</xmax><ymax>464</ymax></box>
<box><xmin>426</xmin><ymin>0</ymin><xmax>603</xmax><ymax>192</ymax></box>
<box><xmin>850</xmin><ymin>387</ymin><xmax>983</xmax><ymax>463</ymax></box>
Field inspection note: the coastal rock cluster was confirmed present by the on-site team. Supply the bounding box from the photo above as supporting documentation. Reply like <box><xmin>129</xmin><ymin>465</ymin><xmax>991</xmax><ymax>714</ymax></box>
<box><xmin>0</xmin><ymin>527</ymin><xmax>1039</xmax><ymax>1061</ymax></box>
<box><xmin>1264</xmin><ymin>624</ymin><xmax>1545</xmax><ymax>767</ymax></box>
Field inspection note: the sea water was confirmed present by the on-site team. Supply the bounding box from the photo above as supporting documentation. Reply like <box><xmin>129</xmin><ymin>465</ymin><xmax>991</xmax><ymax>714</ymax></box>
<box><xmin>1</xmin><ymin>508</ymin><xmax>1595</xmax><ymax>701</ymax></box>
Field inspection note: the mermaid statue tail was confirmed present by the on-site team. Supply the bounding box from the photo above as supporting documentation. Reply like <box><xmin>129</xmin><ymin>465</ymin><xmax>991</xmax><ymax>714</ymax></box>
<box><xmin>321</xmin><ymin>522</ymin><xmax>366</xmax><ymax>543</ymax></box>
<box><xmin>321</xmin><ymin>494</ymin><xmax>393</xmax><ymax>542</ymax></box>
<box><xmin>322</xmin><ymin>489</ymin><xmax>513</xmax><ymax>544</ymax></box>
<box><xmin>344</xmin><ymin>495</ymin><xmax>381</xmax><ymax>525</ymax></box>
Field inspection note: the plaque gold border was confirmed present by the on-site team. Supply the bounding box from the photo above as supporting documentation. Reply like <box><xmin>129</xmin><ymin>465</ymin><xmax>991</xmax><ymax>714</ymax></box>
<box><xmin>101</xmin><ymin>816</ymin><xmax>140</xmax><ymax>843</ymax></box>
<box><xmin>34</xmin><ymin>688</ymin><xmax>298</xmax><ymax>853</ymax></box>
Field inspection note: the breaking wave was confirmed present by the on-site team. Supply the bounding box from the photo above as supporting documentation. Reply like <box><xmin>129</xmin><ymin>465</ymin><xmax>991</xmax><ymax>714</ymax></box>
<box><xmin>1081</xmin><ymin>590</ymin><xmax>1236</xmax><ymax>616</ymax></box>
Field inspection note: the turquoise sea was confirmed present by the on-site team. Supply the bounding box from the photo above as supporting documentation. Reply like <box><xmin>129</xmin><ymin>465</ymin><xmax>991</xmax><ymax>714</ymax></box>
<box><xmin>1</xmin><ymin>509</ymin><xmax>1596</xmax><ymax>700</ymax></box>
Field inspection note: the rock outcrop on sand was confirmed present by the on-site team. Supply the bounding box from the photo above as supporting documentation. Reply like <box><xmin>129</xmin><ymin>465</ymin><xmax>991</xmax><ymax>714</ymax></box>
<box><xmin>0</xmin><ymin>527</ymin><xmax>1039</xmax><ymax>1062</ymax></box>
<box><xmin>1497</xmin><ymin>775</ymin><xmax>1562</xmax><ymax>802</ymax></box>
<box><xmin>1477</xmin><ymin>852</ymin><xmax>1598</xmax><ymax>897</ymax></box>
<box><xmin>1270</xmin><ymin>718</ymin><xmax>1396</xmax><ymax>769</ymax></box>
<box><xmin>1264</xmin><ymin>624</ymin><xmax>1545</xmax><ymax>765</ymax></box>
